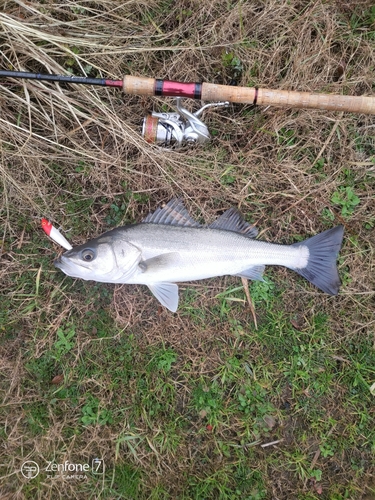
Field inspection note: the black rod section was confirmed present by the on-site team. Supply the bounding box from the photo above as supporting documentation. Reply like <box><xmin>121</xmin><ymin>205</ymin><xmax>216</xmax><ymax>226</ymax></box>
<box><xmin>0</xmin><ymin>70</ymin><xmax>122</xmax><ymax>87</ymax></box>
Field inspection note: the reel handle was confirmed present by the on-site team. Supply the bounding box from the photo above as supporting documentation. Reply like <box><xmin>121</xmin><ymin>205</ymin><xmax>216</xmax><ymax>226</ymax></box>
<box><xmin>123</xmin><ymin>75</ymin><xmax>375</xmax><ymax>115</ymax></box>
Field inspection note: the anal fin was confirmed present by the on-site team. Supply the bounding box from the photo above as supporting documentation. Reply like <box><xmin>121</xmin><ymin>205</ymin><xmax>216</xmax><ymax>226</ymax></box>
<box><xmin>236</xmin><ymin>265</ymin><xmax>265</xmax><ymax>281</ymax></box>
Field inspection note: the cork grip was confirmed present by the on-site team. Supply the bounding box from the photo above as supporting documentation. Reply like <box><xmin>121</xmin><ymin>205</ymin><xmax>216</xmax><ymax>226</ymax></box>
<box><xmin>202</xmin><ymin>83</ymin><xmax>375</xmax><ymax>114</ymax></box>
<box><xmin>123</xmin><ymin>75</ymin><xmax>155</xmax><ymax>96</ymax></box>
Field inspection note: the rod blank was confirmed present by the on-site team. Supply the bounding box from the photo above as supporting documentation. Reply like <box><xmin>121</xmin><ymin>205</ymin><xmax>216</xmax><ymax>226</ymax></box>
<box><xmin>0</xmin><ymin>70</ymin><xmax>123</xmax><ymax>87</ymax></box>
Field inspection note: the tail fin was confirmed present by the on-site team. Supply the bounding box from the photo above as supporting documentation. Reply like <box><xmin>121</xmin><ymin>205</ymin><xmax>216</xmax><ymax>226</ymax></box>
<box><xmin>292</xmin><ymin>225</ymin><xmax>344</xmax><ymax>295</ymax></box>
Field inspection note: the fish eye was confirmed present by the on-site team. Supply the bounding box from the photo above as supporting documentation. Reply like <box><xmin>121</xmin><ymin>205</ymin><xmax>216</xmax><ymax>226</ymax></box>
<box><xmin>81</xmin><ymin>249</ymin><xmax>96</xmax><ymax>262</ymax></box>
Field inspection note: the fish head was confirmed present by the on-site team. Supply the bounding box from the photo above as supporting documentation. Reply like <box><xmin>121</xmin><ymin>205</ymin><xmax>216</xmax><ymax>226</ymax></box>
<box><xmin>54</xmin><ymin>232</ymin><xmax>141</xmax><ymax>283</ymax></box>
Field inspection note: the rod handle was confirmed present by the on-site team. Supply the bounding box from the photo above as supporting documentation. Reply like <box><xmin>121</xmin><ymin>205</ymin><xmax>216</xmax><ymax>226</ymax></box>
<box><xmin>123</xmin><ymin>75</ymin><xmax>375</xmax><ymax>115</ymax></box>
<box><xmin>202</xmin><ymin>83</ymin><xmax>375</xmax><ymax>114</ymax></box>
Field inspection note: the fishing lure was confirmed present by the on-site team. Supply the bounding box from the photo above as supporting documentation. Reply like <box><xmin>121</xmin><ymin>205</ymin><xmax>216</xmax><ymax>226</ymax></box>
<box><xmin>41</xmin><ymin>219</ymin><xmax>72</xmax><ymax>250</ymax></box>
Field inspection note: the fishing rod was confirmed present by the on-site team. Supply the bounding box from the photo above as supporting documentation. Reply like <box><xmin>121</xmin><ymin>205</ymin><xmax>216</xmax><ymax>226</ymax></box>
<box><xmin>1</xmin><ymin>70</ymin><xmax>375</xmax><ymax>146</ymax></box>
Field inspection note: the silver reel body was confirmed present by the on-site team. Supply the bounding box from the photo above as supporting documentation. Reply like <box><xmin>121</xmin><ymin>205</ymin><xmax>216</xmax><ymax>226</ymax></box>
<box><xmin>142</xmin><ymin>98</ymin><xmax>229</xmax><ymax>147</ymax></box>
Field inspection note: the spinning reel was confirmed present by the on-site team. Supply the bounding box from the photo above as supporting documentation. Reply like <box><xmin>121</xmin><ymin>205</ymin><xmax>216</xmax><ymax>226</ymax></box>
<box><xmin>142</xmin><ymin>97</ymin><xmax>229</xmax><ymax>147</ymax></box>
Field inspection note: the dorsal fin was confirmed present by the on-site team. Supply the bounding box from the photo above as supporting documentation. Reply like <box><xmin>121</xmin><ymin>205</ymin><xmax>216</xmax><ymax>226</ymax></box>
<box><xmin>142</xmin><ymin>198</ymin><xmax>202</xmax><ymax>227</ymax></box>
<box><xmin>209</xmin><ymin>208</ymin><xmax>258</xmax><ymax>238</ymax></box>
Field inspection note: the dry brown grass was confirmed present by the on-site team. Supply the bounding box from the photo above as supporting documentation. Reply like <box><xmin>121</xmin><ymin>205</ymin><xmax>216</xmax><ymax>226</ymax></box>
<box><xmin>1</xmin><ymin>0</ymin><xmax>375</xmax><ymax>499</ymax></box>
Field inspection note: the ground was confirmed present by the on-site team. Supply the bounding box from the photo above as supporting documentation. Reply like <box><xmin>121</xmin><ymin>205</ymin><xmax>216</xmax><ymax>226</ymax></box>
<box><xmin>0</xmin><ymin>1</ymin><xmax>374</xmax><ymax>499</ymax></box>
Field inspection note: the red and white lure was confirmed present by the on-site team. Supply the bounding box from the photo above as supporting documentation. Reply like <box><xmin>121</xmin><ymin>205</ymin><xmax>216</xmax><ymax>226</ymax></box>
<box><xmin>41</xmin><ymin>219</ymin><xmax>72</xmax><ymax>250</ymax></box>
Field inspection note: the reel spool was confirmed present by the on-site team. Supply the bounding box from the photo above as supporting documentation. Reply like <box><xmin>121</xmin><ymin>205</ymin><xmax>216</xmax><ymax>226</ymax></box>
<box><xmin>142</xmin><ymin>97</ymin><xmax>229</xmax><ymax>147</ymax></box>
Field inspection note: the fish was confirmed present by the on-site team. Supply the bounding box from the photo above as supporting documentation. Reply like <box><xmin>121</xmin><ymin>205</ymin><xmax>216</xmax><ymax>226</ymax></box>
<box><xmin>54</xmin><ymin>198</ymin><xmax>344</xmax><ymax>312</ymax></box>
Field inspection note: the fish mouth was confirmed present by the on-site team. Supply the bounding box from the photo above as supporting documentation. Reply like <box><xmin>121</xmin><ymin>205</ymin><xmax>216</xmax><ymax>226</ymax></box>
<box><xmin>54</xmin><ymin>254</ymin><xmax>95</xmax><ymax>278</ymax></box>
<box><xmin>54</xmin><ymin>255</ymin><xmax>83</xmax><ymax>276</ymax></box>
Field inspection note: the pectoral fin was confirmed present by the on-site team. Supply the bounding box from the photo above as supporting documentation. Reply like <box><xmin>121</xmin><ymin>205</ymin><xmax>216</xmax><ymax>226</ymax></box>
<box><xmin>148</xmin><ymin>283</ymin><xmax>179</xmax><ymax>312</ymax></box>
<box><xmin>139</xmin><ymin>252</ymin><xmax>182</xmax><ymax>273</ymax></box>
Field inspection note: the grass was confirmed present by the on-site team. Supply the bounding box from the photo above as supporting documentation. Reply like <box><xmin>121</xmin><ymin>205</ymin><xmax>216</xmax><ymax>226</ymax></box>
<box><xmin>1</xmin><ymin>0</ymin><xmax>375</xmax><ymax>499</ymax></box>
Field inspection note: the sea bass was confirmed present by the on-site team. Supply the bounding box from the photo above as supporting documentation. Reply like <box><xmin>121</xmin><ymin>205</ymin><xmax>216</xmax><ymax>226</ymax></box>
<box><xmin>54</xmin><ymin>199</ymin><xmax>344</xmax><ymax>312</ymax></box>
